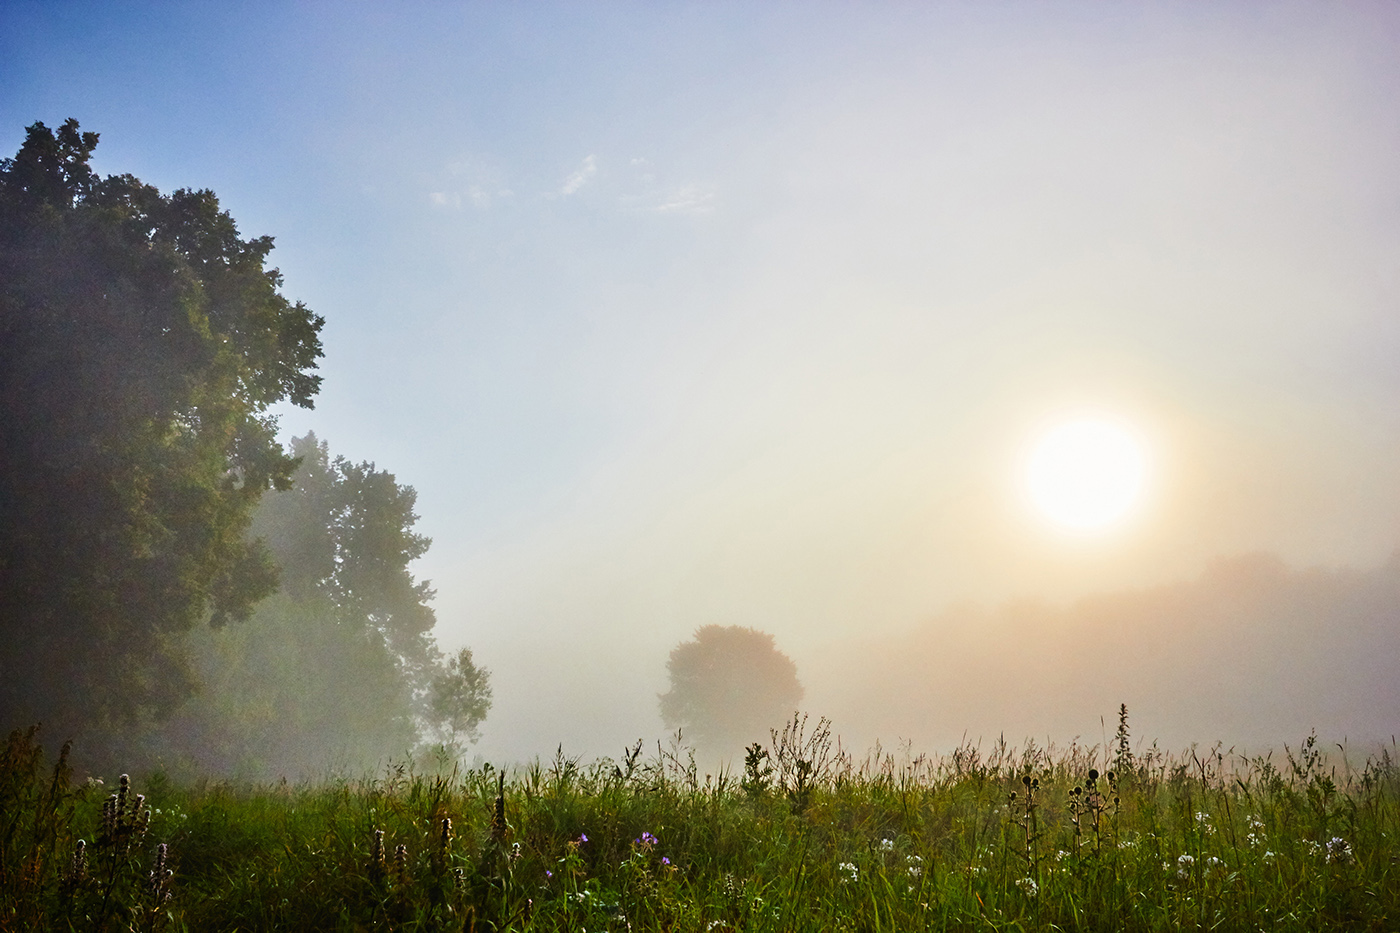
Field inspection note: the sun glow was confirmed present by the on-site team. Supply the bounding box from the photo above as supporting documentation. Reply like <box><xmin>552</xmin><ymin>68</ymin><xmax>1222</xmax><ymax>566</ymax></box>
<box><xmin>1024</xmin><ymin>416</ymin><xmax>1148</xmax><ymax>533</ymax></box>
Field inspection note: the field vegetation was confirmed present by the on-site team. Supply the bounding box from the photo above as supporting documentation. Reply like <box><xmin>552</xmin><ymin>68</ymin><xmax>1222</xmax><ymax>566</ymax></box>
<box><xmin>3</xmin><ymin>710</ymin><xmax>1396</xmax><ymax>932</ymax></box>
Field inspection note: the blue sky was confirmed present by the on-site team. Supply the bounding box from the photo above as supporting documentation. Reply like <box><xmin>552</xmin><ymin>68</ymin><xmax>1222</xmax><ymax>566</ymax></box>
<box><xmin>5</xmin><ymin>2</ymin><xmax>1399</xmax><ymax>759</ymax></box>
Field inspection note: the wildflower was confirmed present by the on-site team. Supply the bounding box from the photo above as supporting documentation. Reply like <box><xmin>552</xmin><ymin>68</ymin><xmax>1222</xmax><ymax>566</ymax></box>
<box><xmin>1176</xmin><ymin>854</ymin><xmax>1195</xmax><ymax>880</ymax></box>
<box><xmin>1206</xmin><ymin>856</ymin><xmax>1224</xmax><ymax>872</ymax></box>
<box><xmin>67</xmin><ymin>839</ymin><xmax>87</xmax><ymax>888</ymax></box>
<box><xmin>1325</xmin><ymin>837</ymin><xmax>1353</xmax><ymax>865</ymax></box>
<box><xmin>1262</xmin><ymin>850</ymin><xmax>1276</xmax><ymax>863</ymax></box>
<box><xmin>545</xmin><ymin>869</ymin><xmax>554</xmax><ymax>879</ymax></box>
<box><xmin>662</xmin><ymin>856</ymin><xmax>671</xmax><ymax>866</ymax></box>
<box><xmin>1304</xmin><ymin>840</ymin><xmax>1321</xmax><ymax>857</ymax></box>
<box><xmin>148</xmin><ymin>843</ymin><xmax>173</xmax><ymax>906</ymax></box>
<box><xmin>838</xmin><ymin>861</ymin><xmax>859</xmax><ymax>883</ymax></box>
<box><xmin>878</xmin><ymin>837</ymin><xmax>895</xmax><ymax>852</ymax></box>
<box><xmin>578</xmin><ymin>833</ymin><xmax>589</xmax><ymax>844</ymax></box>
<box><xmin>1016</xmin><ymin>877</ymin><xmax>1039</xmax><ymax>896</ymax></box>
<box><xmin>1055</xmin><ymin>849</ymin><xmax>1069</xmax><ymax>861</ymax></box>
<box><xmin>637</xmin><ymin>831</ymin><xmax>658</xmax><ymax>846</ymax></box>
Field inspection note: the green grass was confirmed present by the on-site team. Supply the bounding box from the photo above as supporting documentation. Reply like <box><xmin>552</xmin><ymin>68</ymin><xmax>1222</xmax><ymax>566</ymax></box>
<box><xmin>3</xmin><ymin>721</ymin><xmax>1397</xmax><ymax>931</ymax></box>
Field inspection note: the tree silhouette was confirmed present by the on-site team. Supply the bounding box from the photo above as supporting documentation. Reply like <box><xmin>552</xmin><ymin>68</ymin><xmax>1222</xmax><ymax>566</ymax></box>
<box><xmin>659</xmin><ymin>625</ymin><xmax>803</xmax><ymax>755</ymax></box>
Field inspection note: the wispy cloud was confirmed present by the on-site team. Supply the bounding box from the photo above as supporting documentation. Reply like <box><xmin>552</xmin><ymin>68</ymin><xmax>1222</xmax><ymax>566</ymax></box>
<box><xmin>429</xmin><ymin>159</ymin><xmax>513</xmax><ymax>210</ymax></box>
<box><xmin>560</xmin><ymin>155</ymin><xmax>597</xmax><ymax>195</ymax></box>
<box><xmin>652</xmin><ymin>184</ymin><xmax>715</xmax><ymax>214</ymax></box>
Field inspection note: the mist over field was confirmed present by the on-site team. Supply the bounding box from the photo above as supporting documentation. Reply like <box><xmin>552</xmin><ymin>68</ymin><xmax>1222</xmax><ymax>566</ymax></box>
<box><xmin>3</xmin><ymin>2</ymin><xmax>1399</xmax><ymax>775</ymax></box>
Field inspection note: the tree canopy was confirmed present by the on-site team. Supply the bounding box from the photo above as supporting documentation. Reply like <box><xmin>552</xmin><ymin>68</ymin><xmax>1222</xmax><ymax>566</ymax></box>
<box><xmin>0</xmin><ymin>119</ymin><xmax>325</xmax><ymax>738</ymax></box>
<box><xmin>659</xmin><ymin>625</ymin><xmax>803</xmax><ymax>756</ymax></box>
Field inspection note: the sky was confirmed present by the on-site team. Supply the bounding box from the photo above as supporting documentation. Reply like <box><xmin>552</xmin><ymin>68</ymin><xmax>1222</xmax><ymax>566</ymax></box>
<box><xmin>4</xmin><ymin>2</ymin><xmax>1399</xmax><ymax>763</ymax></box>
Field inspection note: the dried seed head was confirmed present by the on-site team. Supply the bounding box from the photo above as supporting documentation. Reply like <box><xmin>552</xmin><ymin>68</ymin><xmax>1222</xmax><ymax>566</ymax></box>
<box><xmin>1088</xmin><ymin>768</ymin><xmax>1099</xmax><ymax>783</ymax></box>
<box><xmin>394</xmin><ymin>843</ymin><xmax>409</xmax><ymax>887</ymax></box>
<box><xmin>370</xmin><ymin>829</ymin><xmax>385</xmax><ymax>877</ymax></box>
<box><xmin>102</xmin><ymin>795</ymin><xmax>118</xmax><ymax>838</ymax></box>
<box><xmin>69</xmin><ymin>839</ymin><xmax>87</xmax><ymax>886</ymax></box>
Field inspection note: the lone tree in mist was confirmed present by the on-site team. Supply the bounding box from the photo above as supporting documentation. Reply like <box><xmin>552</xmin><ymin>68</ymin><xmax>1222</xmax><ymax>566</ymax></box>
<box><xmin>0</xmin><ymin>119</ymin><xmax>324</xmax><ymax>740</ymax></box>
<box><xmin>659</xmin><ymin>625</ymin><xmax>803</xmax><ymax>754</ymax></box>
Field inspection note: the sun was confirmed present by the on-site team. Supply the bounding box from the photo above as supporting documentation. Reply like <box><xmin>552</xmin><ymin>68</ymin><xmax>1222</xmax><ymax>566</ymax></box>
<box><xmin>1023</xmin><ymin>416</ymin><xmax>1148</xmax><ymax>533</ymax></box>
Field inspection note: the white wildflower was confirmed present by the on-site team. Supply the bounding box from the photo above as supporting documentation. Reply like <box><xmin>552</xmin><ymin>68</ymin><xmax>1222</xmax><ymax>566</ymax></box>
<box><xmin>838</xmin><ymin>862</ymin><xmax>859</xmax><ymax>883</ymax></box>
<box><xmin>1016</xmin><ymin>877</ymin><xmax>1039</xmax><ymax>897</ymax></box>
<box><xmin>1325</xmin><ymin>837</ymin><xmax>1353</xmax><ymax>865</ymax></box>
<box><xmin>1176</xmin><ymin>854</ymin><xmax>1195</xmax><ymax>880</ymax></box>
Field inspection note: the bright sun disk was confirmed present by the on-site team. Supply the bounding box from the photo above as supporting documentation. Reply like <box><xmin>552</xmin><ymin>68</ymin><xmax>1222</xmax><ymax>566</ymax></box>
<box><xmin>1024</xmin><ymin>416</ymin><xmax>1148</xmax><ymax>533</ymax></box>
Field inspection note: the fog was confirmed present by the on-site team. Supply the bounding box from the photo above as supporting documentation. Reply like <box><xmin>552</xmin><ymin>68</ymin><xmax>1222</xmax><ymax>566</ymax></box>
<box><xmin>4</xmin><ymin>3</ymin><xmax>1399</xmax><ymax>769</ymax></box>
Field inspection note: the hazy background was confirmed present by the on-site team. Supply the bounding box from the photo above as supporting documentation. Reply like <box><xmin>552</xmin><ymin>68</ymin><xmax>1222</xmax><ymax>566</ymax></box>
<box><xmin>4</xmin><ymin>2</ymin><xmax>1398</xmax><ymax>764</ymax></box>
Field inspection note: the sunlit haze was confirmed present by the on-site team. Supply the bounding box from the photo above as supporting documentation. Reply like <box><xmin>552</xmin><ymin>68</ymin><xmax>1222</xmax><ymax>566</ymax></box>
<box><xmin>4</xmin><ymin>2</ymin><xmax>1398</xmax><ymax>765</ymax></box>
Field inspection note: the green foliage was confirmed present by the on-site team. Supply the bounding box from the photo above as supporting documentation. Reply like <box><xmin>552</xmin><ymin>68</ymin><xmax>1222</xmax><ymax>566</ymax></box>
<box><xmin>134</xmin><ymin>435</ymin><xmax>491</xmax><ymax>780</ymax></box>
<box><xmin>659</xmin><ymin>626</ymin><xmax>803</xmax><ymax>756</ymax></box>
<box><xmin>0</xmin><ymin>119</ymin><xmax>324</xmax><ymax>737</ymax></box>
<box><xmin>3</xmin><ymin>726</ymin><xmax>1398</xmax><ymax>931</ymax></box>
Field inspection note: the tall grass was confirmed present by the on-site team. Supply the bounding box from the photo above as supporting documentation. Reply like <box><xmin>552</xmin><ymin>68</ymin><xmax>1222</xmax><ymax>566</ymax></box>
<box><xmin>3</xmin><ymin>715</ymin><xmax>1396</xmax><ymax>931</ymax></box>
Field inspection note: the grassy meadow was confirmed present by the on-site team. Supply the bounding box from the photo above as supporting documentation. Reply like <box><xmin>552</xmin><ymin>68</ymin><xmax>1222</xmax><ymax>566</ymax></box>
<box><xmin>3</xmin><ymin>714</ymin><xmax>1397</xmax><ymax>932</ymax></box>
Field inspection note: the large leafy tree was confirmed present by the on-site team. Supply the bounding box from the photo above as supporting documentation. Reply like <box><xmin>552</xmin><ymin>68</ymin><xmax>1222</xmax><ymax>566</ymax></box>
<box><xmin>0</xmin><ymin>120</ymin><xmax>324</xmax><ymax>738</ymax></box>
<box><xmin>659</xmin><ymin>625</ymin><xmax>803</xmax><ymax>756</ymax></box>
<box><xmin>144</xmin><ymin>434</ymin><xmax>492</xmax><ymax>779</ymax></box>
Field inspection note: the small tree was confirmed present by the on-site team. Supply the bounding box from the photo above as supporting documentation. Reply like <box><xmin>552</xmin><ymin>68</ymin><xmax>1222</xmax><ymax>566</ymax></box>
<box><xmin>428</xmin><ymin>647</ymin><xmax>493</xmax><ymax>752</ymax></box>
<box><xmin>659</xmin><ymin>625</ymin><xmax>803</xmax><ymax>756</ymax></box>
